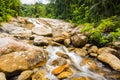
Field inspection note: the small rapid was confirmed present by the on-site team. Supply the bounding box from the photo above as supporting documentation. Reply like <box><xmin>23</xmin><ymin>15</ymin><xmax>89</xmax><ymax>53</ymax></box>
<box><xmin>45</xmin><ymin>46</ymin><xmax>107</xmax><ymax>80</ymax></box>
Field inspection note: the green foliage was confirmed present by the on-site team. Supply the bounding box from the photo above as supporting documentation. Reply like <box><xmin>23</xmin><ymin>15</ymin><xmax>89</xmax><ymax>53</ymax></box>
<box><xmin>48</xmin><ymin>0</ymin><xmax>120</xmax><ymax>24</ymax></box>
<box><xmin>21</xmin><ymin>3</ymin><xmax>47</xmax><ymax>18</ymax></box>
<box><xmin>97</xmin><ymin>16</ymin><xmax>116</xmax><ymax>32</ymax></box>
<box><xmin>0</xmin><ymin>0</ymin><xmax>21</xmax><ymax>22</ymax></box>
<box><xmin>110</xmin><ymin>28</ymin><xmax>120</xmax><ymax>41</ymax></box>
<box><xmin>81</xmin><ymin>23</ymin><xmax>94</xmax><ymax>33</ymax></box>
<box><xmin>81</xmin><ymin>16</ymin><xmax>120</xmax><ymax>46</ymax></box>
<box><xmin>88</xmin><ymin>30</ymin><xmax>110</xmax><ymax>46</ymax></box>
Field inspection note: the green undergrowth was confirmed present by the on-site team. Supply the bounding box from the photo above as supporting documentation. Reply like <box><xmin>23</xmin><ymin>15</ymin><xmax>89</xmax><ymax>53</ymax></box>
<box><xmin>81</xmin><ymin>16</ymin><xmax>120</xmax><ymax>47</ymax></box>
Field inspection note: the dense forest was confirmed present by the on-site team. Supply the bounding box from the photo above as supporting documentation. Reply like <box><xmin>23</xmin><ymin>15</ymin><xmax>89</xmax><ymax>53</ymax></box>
<box><xmin>0</xmin><ymin>0</ymin><xmax>120</xmax><ymax>46</ymax></box>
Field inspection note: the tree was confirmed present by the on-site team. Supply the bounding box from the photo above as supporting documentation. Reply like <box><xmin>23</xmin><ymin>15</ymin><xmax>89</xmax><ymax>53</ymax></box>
<box><xmin>0</xmin><ymin>0</ymin><xmax>21</xmax><ymax>22</ymax></box>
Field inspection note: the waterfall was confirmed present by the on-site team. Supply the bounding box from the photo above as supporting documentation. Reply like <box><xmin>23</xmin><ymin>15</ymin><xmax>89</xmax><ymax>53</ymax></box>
<box><xmin>45</xmin><ymin>46</ymin><xmax>107</xmax><ymax>80</ymax></box>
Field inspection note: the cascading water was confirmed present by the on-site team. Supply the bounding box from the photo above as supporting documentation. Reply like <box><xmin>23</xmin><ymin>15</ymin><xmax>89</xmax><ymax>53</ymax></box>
<box><xmin>45</xmin><ymin>46</ymin><xmax>107</xmax><ymax>80</ymax></box>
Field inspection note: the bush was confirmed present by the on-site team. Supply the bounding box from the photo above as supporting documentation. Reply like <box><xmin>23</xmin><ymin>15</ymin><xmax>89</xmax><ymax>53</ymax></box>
<box><xmin>97</xmin><ymin>16</ymin><xmax>116</xmax><ymax>32</ymax></box>
<box><xmin>81</xmin><ymin>23</ymin><xmax>94</xmax><ymax>33</ymax></box>
<box><xmin>80</xmin><ymin>16</ymin><xmax>120</xmax><ymax>46</ymax></box>
<box><xmin>110</xmin><ymin>28</ymin><xmax>120</xmax><ymax>41</ymax></box>
<box><xmin>88</xmin><ymin>30</ymin><xmax>110</xmax><ymax>46</ymax></box>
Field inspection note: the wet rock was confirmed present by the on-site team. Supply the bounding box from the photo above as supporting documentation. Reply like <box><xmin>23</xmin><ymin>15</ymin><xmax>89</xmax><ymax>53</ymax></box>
<box><xmin>71</xmin><ymin>34</ymin><xmax>88</xmax><ymax>47</ymax></box>
<box><xmin>51</xmin><ymin>58</ymin><xmax>67</xmax><ymax>66</ymax></box>
<box><xmin>68</xmin><ymin>47</ymin><xmax>75</xmax><ymax>52</ymax></box>
<box><xmin>25</xmin><ymin>22</ymin><xmax>34</xmax><ymax>30</ymax></box>
<box><xmin>82</xmin><ymin>44</ymin><xmax>92</xmax><ymax>51</ymax></box>
<box><xmin>109</xmin><ymin>74</ymin><xmax>120</xmax><ymax>79</ymax></box>
<box><xmin>52</xmin><ymin>64</ymin><xmax>69</xmax><ymax>75</ymax></box>
<box><xmin>32</xmin><ymin>26</ymin><xmax>52</xmax><ymax>36</ymax></box>
<box><xmin>0</xmin><ymin>33</ymin><xmax>9</xmax><ymax>38</ymax></box>
<box><xmin>49</xmin><ymin>41</ymin><xmax>62</xmax><ymax>46</ymax></box>
<box><xmin>89</xmin><ymin>53</ymin><xmax>98</xmax><ymax>57</ymax></box>
<box><xmin>64</xmin><ymin>39</ymin><xmax>71</xmax><ymax>46</ymax></box>
<box><xmin>0</xmin><ymin>72</ymin><xmax>6</xmax><ymax>80</ymax></box>
<box><xmin>17</xmin><ymin>70</ymin><xmax>33</xmax><ymax>80</ymax></box>
<box><xmin>98</xmin><ymin>53</ymin><xmax>120</xmax><ymax>71</ymax></box>
<box><xmin>1</xmin><ymin>23</ymin><xmax>23</xmax><ymax>33</ymax></box>
<box><xmin>75</xmin><ymin>48</ymin><xmax>88</xmax><ymax>56</ymax></box>
<box><xmin>80</xmin><ymin>58</ymin><xmax>97</xmax><ymax>71</ymax></box>
<box><xmin>52</xmin><ymin>32</ymin><xmax>70</xmax><ymax>44</ymax></box>
<box><xmin>1</xmin><ymin>23</ymin><xmax>32</xmax><ymax>39</ymax></box>
<box><xmin>71</xmin><ymin>25</ymin><xmax>84</xmax><ymax>35</ymax></box>
<box><xmin>88</xmin><ymin>46</ymin><xmax>98</xmax><ymax>53</ymax></box>
<box><xmin>29</xmin><ymin>35</ymin><xmax>37</xmax><ymax>40</ymax></box>
<box><xmin>0</xmin><ymin>28</ymin><xmax>4</xmax><ymax>33</ymax></box>
<box><xmin>32</xmin><ymin>70</ymin><xmax>48</xmax><ymax>80</ymax></box>
<box><xmin>97</xmin><ymin>47</ymin><xmax>117</xmax><ymax>55</ymax></box>
<box><xmin>52</xmin><ymin>37</ymin><xmax>65</xmax><ymax>43</ymax></box>
<box><xmin>113</xmin><ymin>41</ymin><xmax>120</xmax><ymax>49</ymax></box>
<box><xmin>0</xmin><ymin>37</ymin><xmax>47</xmax><ymax>72</ymax></box>
<box><xmin>17</xmin><ymin>17</ymin><xmax>27</xmax><ymax>24</ymax></box>
<box><xmin>57</xmin><ymin>68</ymin><xmax>73</xmax><ymax>79</ymax></box>
<box><xmin>71</xmin><ymin>77</ymin><xmax>92</xmax><ymax>80</ymax></box>
<box><xmin>9</xmin><ymin>17</ymin><xmax>18</xmax><ymax>22</ymax></box>
<box><xmin>56</xmin><ymin>52</ymin><xmax>69</xmax><ymax>59</ymax></box>
<box><xmin>33</xmin><ymin>36</ymin><xmax>49</xmax><ymax>46</ymax></box>
<box><xmin>11</xmin><ymin>29</ymin><xmax>31</xmax><ymax>39</ymax></box>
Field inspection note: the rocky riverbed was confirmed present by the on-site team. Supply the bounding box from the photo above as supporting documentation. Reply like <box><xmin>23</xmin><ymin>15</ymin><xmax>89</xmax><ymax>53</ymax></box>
<box><xmin>0</xmin><ymin>17</ymin><xmax>120</xmax><ymax>80</ymax></box>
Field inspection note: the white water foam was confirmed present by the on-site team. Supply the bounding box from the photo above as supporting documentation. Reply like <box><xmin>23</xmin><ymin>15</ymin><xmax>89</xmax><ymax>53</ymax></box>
<box><xmin>45</xmin><ymin>46</ymin><xmax>107</xmax><ymax>80</ymax></box>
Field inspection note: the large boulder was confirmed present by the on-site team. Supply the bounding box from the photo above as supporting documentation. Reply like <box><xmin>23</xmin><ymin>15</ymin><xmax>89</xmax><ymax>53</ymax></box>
<box><xmin>11</xmin><ymin>29</ymin><xmax>32</xmax><ymax>39</ymax></box>
<box><xmin>71</xmin><ymin>34</ymin><xmax>88</xmax><ymax>47</ymax></box>
<box><xmin>0</xmin><ymin>37</ymin><xmax>48</xmax><ymax>72</ymax></box>
<box><xmin>1</xmin><ymin>23</ymin><xmax>23</xmax><ymax>33</ymax></box>
<box><xmin>98</xmin><ymin>53</ymin><xmax>120</xmax><ymax>71</ymax></box>
<box><xmin>33</xmin><ymin>36</ymin><xmax>49</xmax><ymax>46</ymax></box>
<box><xmin>32</xmin><ymin>26</ymin><xmax>52</xmax><ymax>36</ymax></box>
<box><xmin>1</xmin><ymin>23</ymin><xmax>32</xmax><ymax>39</ymax></box>
<box><xmin>97</xmin><ymin>47</ymin><xmax>117</xmax><ymax>55</ymax></box>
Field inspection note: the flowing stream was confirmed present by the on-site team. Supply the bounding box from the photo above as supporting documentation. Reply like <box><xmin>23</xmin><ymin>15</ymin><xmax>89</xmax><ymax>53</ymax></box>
<box><xmin>45</xmin><ymin>46</ymin><xmax>107</xmax><ymax>80</ymax></box>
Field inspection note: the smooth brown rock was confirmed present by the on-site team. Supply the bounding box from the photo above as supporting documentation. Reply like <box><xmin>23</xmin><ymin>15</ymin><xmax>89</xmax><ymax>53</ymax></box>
<box><xmin>0</xmin><ymin>72</ymin><xmax>6</xmax><ymax>80</ymax></box>
<box><xmin>17</xmin><ymin>70</ymin><xmax>33</xmax><ymax>80</ymax></box>
<box><xmin>64</xmin><ymin>39</ymin><xmax>71</xmax><ymax>46</ymax></box>
<box><xmin>32</xmin><ymin>26</ymin><xmax>52</xmax><ymax>36</ymax></box>
<box><xmin>97</xmin><ymin>47</ymin><xmax>117</xmax><ymax>55</ymax></box>
<box><xmin>32</xmin><ymin>70</ymin><xmax>48</xmax><ymax>80</ymax></box>
<box><xmin>49</xmin><ymin>41</ymin><xmax>62</xmax><ymax>46</ymax></box>
<box><xmin>33</xmin><ymin>36</ymin><xmax>49</xmax><ymax>46</ymax></box>
<box><xmin>56</xmin><ymin>52</ymin><xmax>69</xmax><ymax>59</ymax></box>
<box><xmin>0</xmin><ymin>37</ymin><xmax>47</xmax><ymax>72</ymax></box>
<box><xmin>52</xmin><ymin>64</ymin><xmax>69</xmax><ymax>75</ymax></box>
<box><xmin>51</xmin><ymin>58</ymin><xmax>67</xmax><ymax>66</ymax></box>
<box><xmin>89</xmin><ymin>53</ymin><xmax>98</xmax><ymax>57</ymax></box>
<box><xmin>113</xmin><ymin>41</ymin><xmax>120</xmax><ymax>50</ymax></box>
<box><xmin>88</xmin><ymin>46</ymin><xmax>98</xmax><ymax>53</ymax></box>
<box><xmin>71</xmin><ymin>34</ymin><xmax>88</xmax><ymax>47</ymax></box>
<box><xmin>0</xmin><ymin>37</ymin><xmax>29</xmax><ymax>56</ymax></box>
<box><xmin>98</xmin><ymin>53</ymin><xmax>120</xmax><ymax>71</ymax></box>
<box><xmin>52</xmin><ymin>37</ymin><xmax>65</xmax><ymax>43</ymax></box>
<box><xmin>80</xmin><ymin>58</ymin><xmax>97</xmax><ymax>71</ymax></box>
<box><xmin>57</xmin><ymin>68</ymin><xmax>73</xmax><ymax>79</ymax></box>
<box><xmin>75</xmin><ymin>48</ymin><xmax>88</xmax><ymax>56</ymax></box>
<box><xmin>17</xmin><ymin>17</ymin><xmax>27</xmax><ymax>24</ymax></box>
<box><xmin>11</xmin><ymin>29</ymin><xmax>31</xmax><ymax>39</ymax></box>
<box><xmin>71</xmin><ymin>77</ymin><xmax>92</xmax><ymax>80</ymax></box>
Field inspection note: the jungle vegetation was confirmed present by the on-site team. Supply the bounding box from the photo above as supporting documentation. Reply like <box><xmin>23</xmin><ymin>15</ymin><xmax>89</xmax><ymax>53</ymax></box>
<box><xmin>0</xmin><ymin>0</ymin><xmax>120</xmax><ymax>46</ymax></box>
